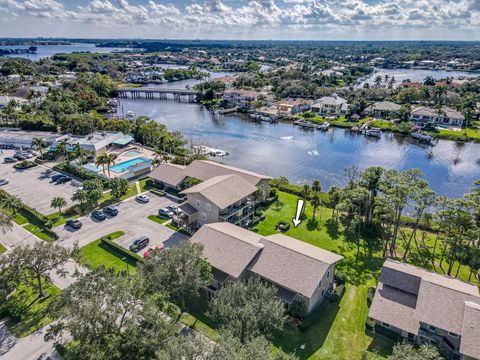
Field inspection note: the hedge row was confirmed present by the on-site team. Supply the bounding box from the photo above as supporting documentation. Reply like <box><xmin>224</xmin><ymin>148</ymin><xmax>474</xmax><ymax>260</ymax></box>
<box><xmin>100</xmin><ymin>237</ymin><xmax>144</xmax><ymax>264</ymax></box>
<box><xmin>54</xmin><ymin>163</ymin><xmax>111</xmax><ymax>188</ymax></box>
<box><xmin>271</xmin><ymin>179</ymin><xmax>331</xmax><ymax>204</ymax></box>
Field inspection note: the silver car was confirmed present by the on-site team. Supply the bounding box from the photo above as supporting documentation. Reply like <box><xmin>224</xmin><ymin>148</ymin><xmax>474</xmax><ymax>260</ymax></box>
<box><xmin>0</xmin><ymin>179</ymin><xmax>9</xmax><ymax>186</ymax></box>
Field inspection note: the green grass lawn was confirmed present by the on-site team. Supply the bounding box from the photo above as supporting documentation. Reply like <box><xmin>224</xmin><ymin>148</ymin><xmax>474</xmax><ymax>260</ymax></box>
<box><xmin>139</xmin><ymin>178</ymin><xmax>150</xmax><ymax>192</ymax></box>
<box><xmin>0</xmin><ymin>242</ymin><xmax>6</xmax><ymax>254</ymax></box>
<box><xmin>148</xmin><ymin>215</ymin><xmax>168</xmax><ymax>225</ymax></box>
<box><xmin>78</xmin><ymin>231</ymin><xmax>137</xmax><ymax>273</ymax></box>
<box><xmin>46</xmin><ymin>211</ymin><xmax>79</xmax><ymax>227</ymax></box>
<box><xmin>2</xmin><ymin>281</ymin><xmax>60</xmax><ymax>337</ymax></box>
<box><xmin>99</xmin><ymin>183</ymin><xmax>139</xmax><ymax>206</ymax></box>
<box><xmin>253</xmin><ymin>190</ymin><xmax>475</xmax><ymax>359</ymax></box>
<box><xmin>23</xmin><ymin>223</ymin><xmax>54</xmax><ymax>242</ymax></box>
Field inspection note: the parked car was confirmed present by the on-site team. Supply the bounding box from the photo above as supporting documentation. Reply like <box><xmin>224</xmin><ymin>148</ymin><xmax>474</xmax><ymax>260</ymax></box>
<box><xmin>4</xmin><ymin>157</ymin><xmax>17</xmax><ymax>163</ymax></box>
<box><xmin>135</xmin><ymin>194</ymin><xmax>150</xmax><ymax>203</ymax></box>
<box><xmin>56</xmin><ymin>175</ymin><xmax>72</xmax><ymax>184</ymax></box>
<box><xmin>166</xmin><ymin>205</ymin><xmax>180</xmax><ymax>215</ymax></box>
<box><xmin>0</xmin><ymin>179</ymin><xmax>9</xmax><ymax>186</ymax></box>
<box><xmin>51</xmin><ymin>173</ymin><xmax>65</xmax><ymax>182</ymax></box>
<box><xmin>143</xmin><ymin>244</ymin><xmax>165</xmax><ymax>258</ymax></box>
<box><xmin>66</xmin><ymin>219</ymin><xmax>82</xmax><ymax>230</ymax></box>
<box><xmin>129</xmin><ymin>236</ymin><xmax>150</xmax><ymax>252</ymax></box>
<box><xmin>158</xmin><ymin>208</ymin><xmax>174</xmax><ymax>219</ymax></box>
<box><xmin>103</xmin><ymin>206</ymin><xmax>118</xmax><ymax>217</ymax></box>
<box><xmin>91</xmin><ymin>210</ymin><xmax>106</xmax><ymax>221</ymax></box>
<box><xmin>13</xmin><ymin>153</ymin><xmax>27</xmax><ymax>160</ymax></box>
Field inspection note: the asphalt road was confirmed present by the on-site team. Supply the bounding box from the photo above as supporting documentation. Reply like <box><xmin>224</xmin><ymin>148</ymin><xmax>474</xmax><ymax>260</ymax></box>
<box><xmin>0</xmin><ymin>151</ymin><xmax>80</xmax><ymax>215</ymax></box>
<box><xmin>55</xmin><ymin>194</ymin><xmax>189</xmax><ymax>250</ymax></box>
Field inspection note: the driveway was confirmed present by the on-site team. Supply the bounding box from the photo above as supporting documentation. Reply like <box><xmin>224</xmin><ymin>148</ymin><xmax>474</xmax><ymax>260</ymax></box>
<box><xmin>0</xmin><ymin>152</ymin><xmax>80</xmax><ymax>216</ymax></box>
<box><xmin>55</xmin><ymin>194</ymin><xmax>189</xmax><ymax>250</ymax></box>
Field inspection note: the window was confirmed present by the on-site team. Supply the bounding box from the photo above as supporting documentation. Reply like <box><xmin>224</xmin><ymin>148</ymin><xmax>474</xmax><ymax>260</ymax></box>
<box><xmin>448</xmin><ymin>332</ymin><xmax>459</xmax><ymax>338</ymax></box>
<box><xmin>381</xmin><ymin>322</ymin><xmax>391</xmax><ymax>329</ymax></box>
<box><xmin>195</xmin><ymin>199</ymin><xmax>200</xmax><ymax>208</ymax></box>
<box><xmin>428</xmin><ymin>325</ymin><xmax>436</xmax><ymax>333</ymax></box>
<box><xmin>321</xmin><ymin>288</ymin><xmax>325</xmax><ymax>297</ymax></box>
<box><xmin>327</xmin><ymin>270</ymin><xmax>330</xmax><ymax>278</ymax></box>
<box><xmin>201</xmin><ymin>212</ymin><xmax>207</xmax><ymax>221</ymax></box>
<box><xmin>206</xmin><ymin>203</ymin><xmax>211</xmax><ymax>212</ymax></box>
<box><xmin>318</xmin><ymin>280</ymin><xmax>322</xmax><ymax>288</ymax></box>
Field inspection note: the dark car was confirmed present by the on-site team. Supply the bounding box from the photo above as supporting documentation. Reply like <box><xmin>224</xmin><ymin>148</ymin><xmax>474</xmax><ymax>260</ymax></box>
<box><xmin>158</xmin><ymin>208</ymin><xmax>174</xmax><ymax>219</ymax></box>
<box><xmin>51</xmin><ymin>173</ymin><xmax>65</xmax><ymax>182</ymax></box>
<box><xmin>56</xmin><ymin>175</ymin><xmax>72</xmax><ymax>184</ymax></box>
<box><xmin>66</xmin><ymin>219</ymin><xmax>82</xmax><ymax>230</ymax></box>
<box><xmin>129</xmin><ymin>236</ymin><xmax>150</xmax><ymax>252</ymax></box>
<box><xmin>4</xmin><ymin>157</ymin><xmax>17</xmax><ymax>163</ymax></box>
<box><xmin>166</xmin><ymin>205</ymin><xmax>180</xmax><ymax>215</ymax></box>
<box><xmin>103</xmin><ymin>206</ymin><xmax>118</xmax><ymax>217</ymax></box>
<box><xmin>91</xmin><ymin>210</ymin><xmax>106</xmax><ymax>221</ymax></box>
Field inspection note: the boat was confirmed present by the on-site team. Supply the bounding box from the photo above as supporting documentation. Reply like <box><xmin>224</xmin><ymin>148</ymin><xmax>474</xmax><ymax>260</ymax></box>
<box><xmin>411</xmin><ymin>132</ymin><xmax>437</xmax><ymax>145</ymax></box>
<box><xmin>194</xmin><ymin>145</ymin><xmax>229</xmax><ymax>157</ymax></box>
<box><xmin>126</xmin><ymin>111</ymin><xmax>136</xmax><ymax>120</ymax></box>
<box><xmin>319</xmin><ymin>122</ymin><xmax>330</xmax><ymax>131</ymax></box>
<box><xmin>366</xmin><ymin>128</ymin><xmax>382</xmax><ymax>138</ymax></box>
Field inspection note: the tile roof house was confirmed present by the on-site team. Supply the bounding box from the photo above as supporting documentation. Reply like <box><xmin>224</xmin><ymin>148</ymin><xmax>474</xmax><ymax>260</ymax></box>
<box><xmin>191</xmin><ymin>222</ymin><xmax>343</xmax><ymax>313</ymax></box>
<box><xmin>277</xmin><ymin>99</ymin><xmax>313</xmax><ymax>115</ymax></box>
<box><xmin>365</xmin><ymin>101</ymin><xmax>401</xmax><ymax>119</ymax></box>
<box><xmin>411</xmin><ymin>106</ymin><xmax>464</xmax><ymax>128</ymax></box>
<box><xmin>311</xmin><ymin>94</ymin><xmax>348</xmax><ymax>115</ymax></box>
<box><xmin>222</xmin><ymin>89</ymin><xmax>264</xmax><ymax>109</ymax></box>
<box><xmin>368</xmin><ymin>260</ymin><xmax>480</xmax><ymax>360</ymax></box>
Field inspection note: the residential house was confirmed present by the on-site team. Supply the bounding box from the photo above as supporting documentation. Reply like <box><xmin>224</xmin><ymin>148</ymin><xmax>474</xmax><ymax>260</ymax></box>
<box><xmin>368</xmin><ymin>260</ymin><xmax>480</xmax><ymax>360</ymax></box>
<box><xmin>365</xmin><ymin>101</ymin><xmax>401</xmax><ymax>119</ymax></box>
<box><xmin>411</xmin><ymin>106</ymin><xmax>464</xmax><ymax>128</ymax></box>
<box><xmin>177</xmin><ymin>174</ymin><xmax>258</xmax><ymax>230</ymax></box>
<box><xmin>222</xmin><ymin>89</ymin><xmax>264</xmax><ymax>109</ymax></box>
<box><xmin>311</xmin><ymin>94</ymin><xmax>348</xmax><ymax>115</ymax></box>
<box><xmin>183</xmin><ymin>160</ymin><xmax>271</xmax><ymax>199</ymax></box>
<box><xmin>0</xmin><ymin>96</ymin><xmax>28</xmax><ymax>110</ymax></box>
<box><xmin>191</xmin><ymin>222</ymin><xmax>343</xmax><ymax>314</ymax></box>
<box><xmin>149</xmin><ymin>163</ymin><xmax>187</xmax><ymax>191</ymax></box>
<box><xmin>277</xmin><ymin>99</ymin><xmax>313</xmax><ymax>116</ymax></box>
<box><xmin>53</xmin><ymin>131</ymin><xmax>127</xmax><ymax>155</ymax></box>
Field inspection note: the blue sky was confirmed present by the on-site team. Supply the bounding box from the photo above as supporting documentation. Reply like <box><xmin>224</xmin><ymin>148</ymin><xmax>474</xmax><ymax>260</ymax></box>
<box><xmin>0</xmin><ymin>0</ymin><xmax>479</xmax><ymax>40</ymax></box>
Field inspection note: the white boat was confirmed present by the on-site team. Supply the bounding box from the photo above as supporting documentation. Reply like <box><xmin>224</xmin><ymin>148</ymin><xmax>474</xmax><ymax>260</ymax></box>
<box><xmin>194</xmin><ymin>145</ymin><xmax>229</xmax><ymax>157</ymax></box>
<box><xmin>366</xmin><ymin>128</ymin><xmax>382</xmax><ymax>138</ymax></box>
<box><xmin>411</xmin><ymin>132</ymin><xmax>436</xmax><ymax>144</ymax></box>
<box><xmin>126</xmin><ymin>111</ymin><xmax>136</xmax><ymax>120</ymax></box>
<box><xmin>319</xmin><ymin>122</ymin><xmax>330</xmax><ymax>131</ymax></box>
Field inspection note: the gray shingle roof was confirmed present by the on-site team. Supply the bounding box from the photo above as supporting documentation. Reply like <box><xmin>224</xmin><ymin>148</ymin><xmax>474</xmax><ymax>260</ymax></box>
<box><xmin>181</xmin><ymin>174</ymin><xmax>257</xmax><ymax>209</ymax></box>
<box><xmin>149</xmin><ymin>163</ymin><xmax>186</xmax><ymax>187</ymax></box>
<box><xmin>183</xmin><ymin>160</ymin><xmax>271</xmax><ymax>186</ymax></box>
<box><xmin>369</xmin><ymin>101</ymin><xmax>401</xmax><ymax>112</ymax></box>
<box><xmin>460</xmin><ymin>302</ymin><xmax>480</xmax><ymax>359</ymax></box>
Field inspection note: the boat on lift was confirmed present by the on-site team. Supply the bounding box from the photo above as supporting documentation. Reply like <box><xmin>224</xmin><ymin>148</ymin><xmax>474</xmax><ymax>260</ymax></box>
<box><xmin>366</xmin><ymin>127</ymin><xmax>382</xmax><ymax>138</ymax></box>
<box><xmin>319</xmin><ymin>122</ymin><xmax>330</xmax><ymax>131</ymax></box>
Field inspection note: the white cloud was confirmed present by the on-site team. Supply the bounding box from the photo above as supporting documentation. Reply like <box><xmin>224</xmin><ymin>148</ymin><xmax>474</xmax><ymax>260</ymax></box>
<box><xmin>1</xmin><ymin>0</ymin><xmax>479</xmax><ymax>38</ymax></box>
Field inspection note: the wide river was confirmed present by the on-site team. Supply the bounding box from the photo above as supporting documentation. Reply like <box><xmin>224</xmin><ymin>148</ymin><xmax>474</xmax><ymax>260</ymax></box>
<box><xmin>118</xmin><ymin>96</ymin><xmax>480</xmax><ymax>199</ymax></box>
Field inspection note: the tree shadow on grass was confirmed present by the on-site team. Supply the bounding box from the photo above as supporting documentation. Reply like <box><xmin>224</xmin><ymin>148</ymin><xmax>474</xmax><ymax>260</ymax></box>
<box><xmin>306</xmin><ymin>218</ymin><xmax>318</xmax><ymax>231</ymax></box>
<box><xmin>325</xmin><ymin>219</ymin><xmax>340</xmax><ymax>240</ymax></box>
<box><xmin>270</xmin><ymin>287</ymin><xmax>345</xmax><ymax>360</ymax></box>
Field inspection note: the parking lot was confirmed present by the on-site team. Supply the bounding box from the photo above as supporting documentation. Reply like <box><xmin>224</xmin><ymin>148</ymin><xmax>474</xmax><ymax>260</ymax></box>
<box><xmin>0</xmin><ymin>150</ymin><xmax>80</xmax><ymax>215</ymax></box>
<box><xmin>55</xmin><ymin>193</ymin><xmax>189</xmax><ymax>251</ymax></box>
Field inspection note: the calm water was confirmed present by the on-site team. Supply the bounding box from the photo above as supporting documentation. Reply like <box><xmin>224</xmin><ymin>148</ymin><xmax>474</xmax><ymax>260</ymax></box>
<box><xmin>0</xmin><ymin>43</ymin><xmax>131</xmax><ymax>60</ymax></box>
<box><xmin>357</xmin><ymin>67</ymin><xmax>480</xmax><ymax>88</ymax></box>
<box><xmin>118</xmin><ymin>97</ymin><xmax>480</xmax><ymax>198</ymax></box>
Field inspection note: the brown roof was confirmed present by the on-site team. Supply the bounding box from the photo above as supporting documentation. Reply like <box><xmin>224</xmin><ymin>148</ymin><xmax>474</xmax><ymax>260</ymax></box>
<box><xmin>149</xmin><ymin>163</ymin><xmax>186</xmax><ymax>187</ymax></box>
<box><xmin>369</xmin><ymin>260</ymin><xmax>480</xmax><ymax>345</ymax></box>
<box><xmin>190</xmin><ymin>223</ymin><xmax>263</xmax><ymax>279</ymax></box>
<box><xmin>248</xmin><ymin>235</ymin><xmax>342</xmax><ymax>297</ymax></box>
<box><xmin>181</xmin><ymin>174</ymin><xmax>257</xmax><ymax>209</ymax></box>
<box><xmin>183</xmin><ymin>160</ymin><xmax>271</xmax><ymax>186</ymax></box>
<box><xmin>460</xmin><ymin>302</ymin><xmax>480</xmax><ymax>359</ymax></box>
<box><xmin>412</xmin><ymin>106</ymin><xmax>464</xmax><ymax>120</ymax></box>
<box><xmin>191</xmin><ymin>223</ymin><xmax>343</xmax><ymax>299</ymax></box>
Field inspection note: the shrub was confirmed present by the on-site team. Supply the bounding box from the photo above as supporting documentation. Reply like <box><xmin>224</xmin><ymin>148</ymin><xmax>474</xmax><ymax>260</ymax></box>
<box><xmin>150</xmin><ymin>189</ymin><xmax>166</xmax><ymax>197</ymax></box>
<box><xmin>54</xmin><ymin>163</ymin><xmax>111</xmax><ymax>188</ymax></box>
<box><xmin>100</xmin><ymin>237</ymin><xmax>143</xmax><ymax>264</ymax></box>
<box><xmin>13</xmin><ymin>160</ymin><xmax>37</xmax><ymax>170</ymax></box>
<box><xmin>334</xmin><ymin>271</ymin><xmax>347</xmax><ymax>285</ymax></box>
<box><xmin>289</xmin><ymin>298</ymin><xmax>307</xmax><ymax>321</ymax></box>
<box><xmin>366</xmin><ymin>287</ymin><xmax>375</xmax><ymax>307</ymax></box>
<box><xmin>276</xmin><ymin>220</ymin><xmax>290</xmax><ymax>232</ymax></box>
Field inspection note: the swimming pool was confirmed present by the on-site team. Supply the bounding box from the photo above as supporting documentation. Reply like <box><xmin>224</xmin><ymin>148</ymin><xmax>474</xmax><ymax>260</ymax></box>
<box><xmin>110</xmin><ymin>157</ymin><xmax>152</xmax><ymax>173</ymax></box>
<box><xmin>123</xmin><ymin>150</ymin><xmax>142</xmax><ymax>157</ymax></box>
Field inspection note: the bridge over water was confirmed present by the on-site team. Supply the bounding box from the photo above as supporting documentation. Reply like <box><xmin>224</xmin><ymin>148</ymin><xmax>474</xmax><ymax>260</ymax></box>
<box><xmin>117</xmin><ymin>87</ymin><xmax>199</xmax><ymax>102</ymax></box>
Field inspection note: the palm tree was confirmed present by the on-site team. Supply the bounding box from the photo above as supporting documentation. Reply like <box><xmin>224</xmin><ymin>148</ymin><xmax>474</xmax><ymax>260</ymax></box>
<box><xmin>51</xmin><ymin>196</ymin><xmax>67</xmax><ymax>215</ymax></box>
<box><xmin>301</xmin><ymin>184</ymin><xmax>310</xmax><ymax>215</ymax></box>
<box><xmin>95</xmin><ymin>153</ymin><xmax>109</xmax><ymax>175</ymax></box>
<box><xmin>32</xmin><ymin>137</ymin><xmax>46</xmax><ymax>158</ymax></box>
<box><xmin>388</xmin><ymin>77</ymin><xmax>396</xmax><ymax>89</ymax></box>
<box><xmin>310</xmin><ymin>195</ymin><xmax>321</xmax><ymax>220</ymax></box>
<box><xmin>55</xmin><ymin>140</ymin><xmax>69</xmax><ymax>162</ymax></box>
<box><xmin>311</xmin><ymin>180</ymin><xmax>322</xmax><ymax>222</ymax></box>
<box><xmin>0</xmin><ymin>211</ymin><xmax>13</xmax><ymax>234</ymax></box>
<box><xmin>0</xmin><ymin>192</ymin><xmax>22</xmax><ymax>215</ymax></box>
<box><xmin>106</xmin><ymin>153</ymin><xmax>118</xmax><ymax>177</ymax></box>
<box><xmin>72</xmin><ymin>143</ymin><xmax>87</xmax><ymax>165</ymax></box>
<box><xmin>72</xmin><ymin>189</ymin><xmax>88</xmax><ymax>209</ymax></box>
<box><xmin>311</xmin><ymin>180</ymin><xmax>321</xmax><ymax>196</ymax></box>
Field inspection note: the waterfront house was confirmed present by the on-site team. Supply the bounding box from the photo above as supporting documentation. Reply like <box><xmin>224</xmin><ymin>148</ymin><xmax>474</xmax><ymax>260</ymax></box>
<box><xmin>222</xmin><ymin>89</ymin><xmax>264</xmax><ymax>109</ymax></box>
<box><xmin>311</xmin><ymin>94</ymin><xmax>348</xmax><ymax>115</ymax></box>
<box><xmin>177</xmin><ymin>174</ymin><xmax>258</xmax><ymax>230</ymax></box>
<box><xmin>191</xmin><ymin>222</ymin><xmax>343</xmax><ymax>314</ymax></box>
<box><xmin>365</xmin><ymin>101</ymin><xmax>401</xmax><ymax>119</ymax></box>
<box><xmin>0</xmin><ymin>96</ymin><xmax>28</xmax><ymax>110</ymax></box>
<box><xmin>53</xmin><ymin>131</ymin><xmax>128</xmax><ymax>155</ymax></box>
<box><xmin>149</xmin><ymin>163</ymin><xmax>187</xmax><ymax>191</ymax></box>
<box><xmin>411</xmin><ymin>106</ymin><xmax>464</xmax><ymax>128</ymax></box>
<box><xmin>277</xmin><ymin>99</ymin><xmax>313</xmax><ymax>116</ymax></box>
<box><xmin>183</xmin><ymin>160</ymin><xmax>271</xmax><ymax>199</ymax></box>
<box><xmin>368</xmin><ymin>260</ymin><xmax>480</xmax><ymax>360</ymax></box>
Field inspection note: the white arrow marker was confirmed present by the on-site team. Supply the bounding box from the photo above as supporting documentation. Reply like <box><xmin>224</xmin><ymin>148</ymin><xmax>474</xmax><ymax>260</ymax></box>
<box><xmin>292</xmin><ymin>199</ymin><xmax>304</xmax><ymax>228</ymax></box>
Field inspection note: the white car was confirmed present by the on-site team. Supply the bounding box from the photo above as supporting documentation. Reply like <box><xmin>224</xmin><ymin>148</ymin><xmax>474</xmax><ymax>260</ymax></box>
<box><xmin>136</xmin><ymin>194</ymin><xmax>150</xmax><ymax>203</ymax></box>
<box><xmin>0</xmin><ymin>178</ymin><xmax>9</xmax><ymax>186</ymax></box>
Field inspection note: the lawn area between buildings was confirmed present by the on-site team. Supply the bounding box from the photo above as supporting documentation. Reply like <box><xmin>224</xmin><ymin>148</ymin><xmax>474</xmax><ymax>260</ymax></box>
<box><xmin>0</xmin><ymin>242</ymin><xmax>6</xmax><ymax>254</ymax></box>
<box><xmin>148</xmin><ymin>215</ymin><xmax>168</xmax><ymax>225</ymax></box>
<box><xmin>252</xmin><ymin>190</ymin><xmax>476</xmax><ymax>359</ymax></box>
<box><xmin>78</xmin><ymin>231</ymin><xmax>137</xmax><ymax>273</ymax></box>
<box><xmin>1</xmin><ymin>281</ymin><xmax>61</xmax><ymax>338</ymax></box>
